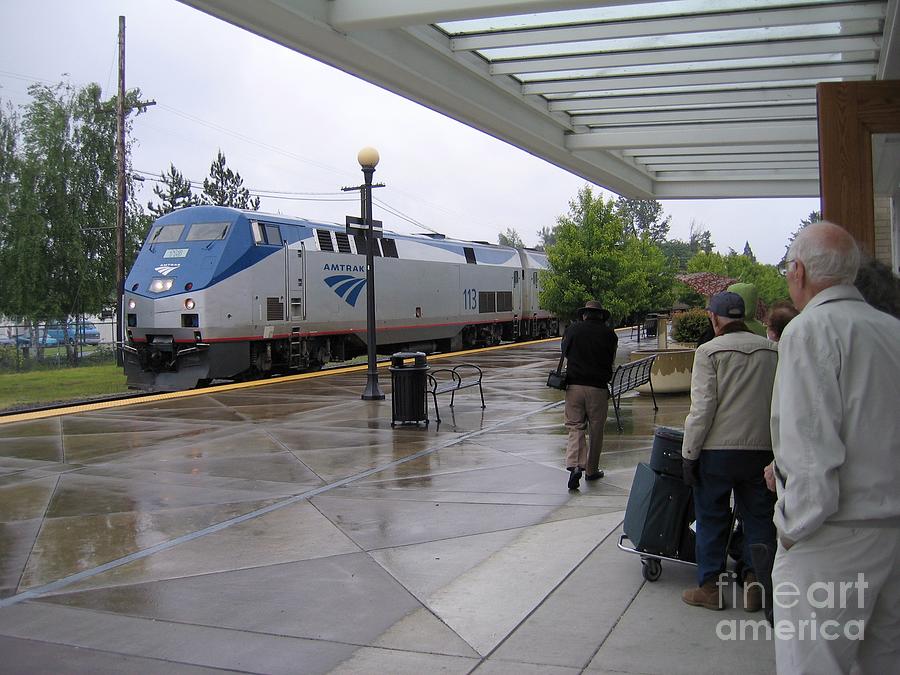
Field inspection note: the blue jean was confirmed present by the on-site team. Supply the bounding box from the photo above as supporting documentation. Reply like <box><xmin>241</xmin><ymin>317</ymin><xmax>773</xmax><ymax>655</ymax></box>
<box><xmin>694</xmin><ymin>450</ymin><xmax>776</xmax><ymax>586</ymax></box>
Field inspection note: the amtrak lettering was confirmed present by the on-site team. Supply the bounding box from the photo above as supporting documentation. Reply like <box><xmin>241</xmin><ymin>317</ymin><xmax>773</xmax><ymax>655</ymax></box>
<box><xmin>323</xmin><ymin>264</ymin><xmax>365</xmax><ymax>272</ymax></box>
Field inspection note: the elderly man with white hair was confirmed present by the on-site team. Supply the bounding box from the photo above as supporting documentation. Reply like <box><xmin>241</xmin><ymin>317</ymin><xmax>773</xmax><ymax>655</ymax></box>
<box><xmin>771</xmin><ymin>221</ymin><xmax>900</xmax><ymax>674</ymax></box>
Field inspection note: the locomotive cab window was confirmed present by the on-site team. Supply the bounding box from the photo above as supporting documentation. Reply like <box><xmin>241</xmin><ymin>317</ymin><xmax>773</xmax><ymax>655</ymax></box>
<box><xmin>186</xmin><ymin>222</ymin><xmax>230</xmax><ymax>241</ymax></box>
<box><xmin>147</xmin><ymin>224</ymin><xmax>184</xmax><ymax>246</ymax></box>
<box><xmin>252</xmin><ymin>222</ymin><xmax>282</xmax><ymax>246</ymax></box>
<box><xmin>464</xmin><ymin>247</ymin><xmax>477</xmax><ymax>264</ymax></box>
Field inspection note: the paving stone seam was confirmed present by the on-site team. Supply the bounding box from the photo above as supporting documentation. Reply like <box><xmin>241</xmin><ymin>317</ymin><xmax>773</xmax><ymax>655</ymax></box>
<box><xmin>580</xmin><ymin>558</ymin><xmax>647</xmax><ymax>672</ymax></box>
<box><xmin>15</xmin><ymin>599</ymin><xmax>480</xmax><ymax>662</ymax></box>
<box><xmin>0</xmin><ymin>399</ymin><xmax>565</xmax><ymax>609</ymax></box>
<box><xmin>0</xmin><ymin>631</ymin><xmax>258</xmax><ymax>675</ymax></box>
<box><xmin>472</xmin><ymin>516</ymin><xmax>626</xmax><ymax>671</ymax></box>
<box><xmin>13</xmin><ymin>474</ymin><xmax>62</xmax><ymax>599</ymax></box>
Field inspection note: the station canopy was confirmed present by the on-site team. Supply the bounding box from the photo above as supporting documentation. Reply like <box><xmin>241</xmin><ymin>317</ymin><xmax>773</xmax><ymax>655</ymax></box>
<box><xmin>181</xmin><ymin>0</ymin><xmax>899</xmax><ymax>199</ymax></box>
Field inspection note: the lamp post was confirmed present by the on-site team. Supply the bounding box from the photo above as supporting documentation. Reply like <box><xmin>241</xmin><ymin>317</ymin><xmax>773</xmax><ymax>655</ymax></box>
<box><xmin>357</xmin><ymin>147</ymin><xmax>384</xmax><ymax>400</ymax></box>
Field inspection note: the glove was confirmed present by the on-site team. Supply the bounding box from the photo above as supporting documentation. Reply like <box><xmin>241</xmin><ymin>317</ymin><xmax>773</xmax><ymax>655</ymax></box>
<box><xmin>682</xmin><ymin>458</ymin><xmax>699</xmax><ymax>487</ymax></box>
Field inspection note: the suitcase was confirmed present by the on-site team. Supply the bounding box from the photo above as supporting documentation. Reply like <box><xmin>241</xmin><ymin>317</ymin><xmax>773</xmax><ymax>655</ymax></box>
<box><xmin>623</xmin><ymin>462</ymin><xmax>693</xmax><ymax>558</ymax></box>
<box><xmin>650</xmin><ymin>426</ymin><xmax>684</xmax><ymax>478</ymax></box>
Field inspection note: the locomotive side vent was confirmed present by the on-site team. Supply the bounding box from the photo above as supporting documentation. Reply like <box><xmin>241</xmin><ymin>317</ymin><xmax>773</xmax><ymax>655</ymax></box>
<box><xmin>496</xmin><ymin>291</ymin><xmax>513</xmax><ymax>312</ymax></box>
<box><xmin>266</xmin><ymin>297</ymin><xmax>284</xmax><ymax>321</ymax></box>
<box><xmin>381</xmin><ymin>238</ymin><xmax>399</xmax><ymax>258</ymax></box>
<box><xmin>335</xmin><ymin>232</ymin><xmax>352</xmax><ymax>253</ymax></box>
<box><xmin>316</xmin><ymin>229</ymin><xmax>334</xmax><ymax>252</ymax></box>
<box><xmin>479</xmin><ymin>291</ymin><xmax>497</xmax><ymax>313</ymax></box>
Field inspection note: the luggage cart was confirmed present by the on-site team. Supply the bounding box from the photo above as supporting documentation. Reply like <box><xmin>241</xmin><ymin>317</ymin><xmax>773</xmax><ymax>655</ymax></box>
<box><xmin>617</xmin><ymin>531</ymin><xmax>697</xmax><ymax>582</ymax></box>
<box><xmin>618</xmin><ymin>513</ymin><xmax>737</xmax><ymax>582</ymax></box>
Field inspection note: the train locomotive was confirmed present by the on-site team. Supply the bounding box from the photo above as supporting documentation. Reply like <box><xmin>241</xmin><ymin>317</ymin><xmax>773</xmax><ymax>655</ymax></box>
<box><xmin>122</xmin><ymin>205</ymin><xmax>557</xmax><ymax>391</ymax></box>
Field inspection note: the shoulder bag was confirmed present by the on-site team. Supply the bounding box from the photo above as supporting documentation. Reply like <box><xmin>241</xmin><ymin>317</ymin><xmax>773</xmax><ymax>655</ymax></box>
<box><xmin>546</xmin><ymin>340</ymin><xmax>570</xmax><ymax>390</ymax></box>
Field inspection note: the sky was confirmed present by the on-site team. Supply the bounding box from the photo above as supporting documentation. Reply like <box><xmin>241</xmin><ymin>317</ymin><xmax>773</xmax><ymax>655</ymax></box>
<box><xmin>0</xmin><ymin>0</ymin><xmax>820</xmax><ymax>264</ymax></box>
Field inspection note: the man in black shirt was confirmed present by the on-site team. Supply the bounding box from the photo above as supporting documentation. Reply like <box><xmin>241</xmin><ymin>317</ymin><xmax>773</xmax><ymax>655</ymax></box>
<box><xmin>561</xmin><ymin>300</ymin><xmax>618</xmax><ymax>490</ymax></box>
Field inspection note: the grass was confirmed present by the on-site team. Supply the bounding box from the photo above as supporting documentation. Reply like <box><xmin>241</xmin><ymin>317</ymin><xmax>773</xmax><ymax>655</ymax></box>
<box><xmin>0</xmin><ymin>363</ymin><xmax>130</xmax><ymax>411</ymax></box>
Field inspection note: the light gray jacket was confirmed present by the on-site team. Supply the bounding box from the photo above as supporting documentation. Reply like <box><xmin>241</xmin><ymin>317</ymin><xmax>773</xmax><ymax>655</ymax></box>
<box><xmin>682</xmin><ymin>328</ymin><xmax>778</xmax><ymax>461</ymax></box>
<box><xmin>772</xmin><ymin>285</ymin><xmax>900</xmax><ymax>542</ymax></box>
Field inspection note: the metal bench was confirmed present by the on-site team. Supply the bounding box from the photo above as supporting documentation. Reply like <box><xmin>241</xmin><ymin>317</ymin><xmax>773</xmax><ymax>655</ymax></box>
<box><xmin>608</xmin><ymin>355</ymin><xmax>658</xmax><ymax>431</ymax></box>
<box><xmin>427</xmin><ymin>364</ymin><xmax>485</xmax><ymax>423</ymax></box>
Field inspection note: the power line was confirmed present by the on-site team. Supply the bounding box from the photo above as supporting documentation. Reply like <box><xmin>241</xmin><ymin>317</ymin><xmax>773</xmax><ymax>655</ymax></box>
<box><xmin>1</xmin><ymin>68</ymin><xmax>504</xmax><ymax>237</ymax></box>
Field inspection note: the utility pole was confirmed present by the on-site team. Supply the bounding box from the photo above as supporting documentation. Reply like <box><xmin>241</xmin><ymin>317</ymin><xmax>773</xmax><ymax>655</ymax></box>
<box><xmin>115</xmin><ymin>15</ymin><xmax>126</xmax><ymax>365</ymax></box>
<box><xmin>115</xmin><ymin>15</ymin><xmax>154</xmax><ymax>364</ymax></box>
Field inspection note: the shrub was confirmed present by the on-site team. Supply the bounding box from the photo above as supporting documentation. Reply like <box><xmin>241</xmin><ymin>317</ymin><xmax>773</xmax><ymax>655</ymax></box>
<box><xmin>672</xmin><ymin>308</ymin><xmax>710</xmax><ymax>344</ymax></box>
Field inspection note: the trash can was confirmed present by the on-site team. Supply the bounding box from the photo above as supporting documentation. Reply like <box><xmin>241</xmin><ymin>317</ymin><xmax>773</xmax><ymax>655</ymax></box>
<box><xmin>390</xmin><ymin>351</ymin><xmax>429</xmax><ymax>427</ymax></box>
<box><xmin>644</xmin><ymin>314</ymin><xmax>658</xmax><ymax>338</ymax></box>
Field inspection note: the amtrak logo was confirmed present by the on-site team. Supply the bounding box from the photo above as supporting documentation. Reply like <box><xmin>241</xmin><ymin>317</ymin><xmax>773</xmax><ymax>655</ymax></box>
<box><xmin>154</xmin><ymin>264</ymin><xmax>180</xmax><ymax>276</ymax></box>
<box><xmin>325</xmin><ymin>274</ymin><xmax>367</xmax><ymax>307</ymax></box>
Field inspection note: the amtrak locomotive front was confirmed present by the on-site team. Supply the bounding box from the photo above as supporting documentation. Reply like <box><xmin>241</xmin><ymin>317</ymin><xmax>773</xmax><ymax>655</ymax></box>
<box><xmin>122</xmin><ymin>206</ymin><xmax>556</xmax><ymax>391</ymax></box>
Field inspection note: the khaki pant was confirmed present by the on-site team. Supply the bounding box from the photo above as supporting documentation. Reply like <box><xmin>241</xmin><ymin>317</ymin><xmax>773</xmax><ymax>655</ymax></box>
<box><xmin>772</xmin><ymin>523</ymin><xmax>900</xmax><ymax>675</ymax></box>
<box><xmin>564</xmin><ymin>384</ymin><xmax>609</xmax><ymax>474</ymax></box>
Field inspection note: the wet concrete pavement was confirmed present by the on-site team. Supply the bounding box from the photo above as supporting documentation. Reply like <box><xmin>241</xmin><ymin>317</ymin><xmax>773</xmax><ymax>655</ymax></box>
<box><xmin>0</xmin><ymin>336</ymin><xmax>775</xmax><ymax>674</ymax></box>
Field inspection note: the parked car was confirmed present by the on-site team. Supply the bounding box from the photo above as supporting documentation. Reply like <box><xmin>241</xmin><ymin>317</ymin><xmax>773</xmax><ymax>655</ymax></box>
<box><xmin>16</xmin><ymin>333</ymin><xmax>59</xmax><ymax>347</ymax></box>
<box><xmin>45</xmin><ymin>321</ymin><xmax>101</xmax><ymax>345</ymax></box>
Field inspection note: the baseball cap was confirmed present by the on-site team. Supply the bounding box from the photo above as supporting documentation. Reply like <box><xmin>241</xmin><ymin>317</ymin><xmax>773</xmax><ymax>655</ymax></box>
<box><xmin>706</xmin><ymin>291</ymin><xmax>745</xmax><ymax>319</ymax></box>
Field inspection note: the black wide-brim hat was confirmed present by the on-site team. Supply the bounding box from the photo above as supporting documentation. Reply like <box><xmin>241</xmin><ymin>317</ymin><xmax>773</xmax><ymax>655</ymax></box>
<box><xmin>579</xmin><ymin>300</ymin><xmax>611</xmax><ymax>321</ymax></box>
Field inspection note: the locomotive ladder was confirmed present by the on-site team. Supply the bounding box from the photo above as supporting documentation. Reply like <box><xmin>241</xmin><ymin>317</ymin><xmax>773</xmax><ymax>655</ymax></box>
<box><xmin>289</xmin><ymin>327</ymin><xmax>303</xmax><ymax>369</ymax></box>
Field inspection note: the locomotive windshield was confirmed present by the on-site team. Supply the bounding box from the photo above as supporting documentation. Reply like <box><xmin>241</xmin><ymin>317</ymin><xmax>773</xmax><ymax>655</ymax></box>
<box><xmin>186</xmin><ymin>222</ymin><xmax>230</xmax><ymax>241</ymax></box>
<box><xmin>147</xmin><ymin>224</ymin><xmax>184</xmax><ymax>245</ymax></box>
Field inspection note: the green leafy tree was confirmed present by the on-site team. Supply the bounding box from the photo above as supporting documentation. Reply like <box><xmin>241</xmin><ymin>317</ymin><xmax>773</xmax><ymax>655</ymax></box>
<box><xmin>498</xmin><ymin>227</ymin><xmax>523</xmax><ymax>248</ymax></box>
<box><xmin>201</xmin><ymin>150</ymin><xmax>260</xmax><ymax>210</ymax></box>
<box><xmin>535</xmin><ymin>224</ymin><xmax>558</xmax><ymax>251</ymax></box>
<box><xmin>148</xmin><ymin>163</ymin><xmax>199</xmax><ymax>217</ymax></box>
<box><xmin>540</xmin><ymin>186</ymin><xmax>673</xmax><ymax>322</ymax></box>
<box><xmin>615</xmin><ymin>197</ymin><xmax>671</xmax><ymax>242</ymax></box>
<box><xmin>682</xmin><ymin>249</ymin><xmax>788</xmax><ymax>310</ymax></box>
<box><xmin>658</xmin><ymin>238</ymin><xmax>693</xmax><ymax>272</ymax></box>
<box><xmin>689</xmin><ymin>219</ymin><xmax>714</xmax><ymax>254</ymax></box>
<box><xmin>0</xmin><ymin>83</ymin><xmax>148</xmax><ymax>358</ymax></box>
<box><xmin>686</xmin><ymin>251</ymin><xmax>729</xmax><ymax>276</ymax></box>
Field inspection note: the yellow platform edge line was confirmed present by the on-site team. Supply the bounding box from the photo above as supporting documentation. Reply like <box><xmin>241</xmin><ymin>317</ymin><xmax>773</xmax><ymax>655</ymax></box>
<box><xmin>0</xmin><ymin>337</ymin><xmax>563</xmax><ymax>425</ymax></box>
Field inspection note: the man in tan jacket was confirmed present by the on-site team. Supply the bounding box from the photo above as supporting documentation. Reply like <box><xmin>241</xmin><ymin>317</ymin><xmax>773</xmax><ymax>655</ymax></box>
<box><xmin>681</xmin><ymin>291</ymin><xmax>778</xmax><ymax>611</ymax></box>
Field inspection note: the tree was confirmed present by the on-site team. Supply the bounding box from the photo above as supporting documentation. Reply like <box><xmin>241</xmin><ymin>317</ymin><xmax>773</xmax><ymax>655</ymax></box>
<box><xmin>658</xmin><ymin>239</ymin><xmax>693</xmax><ymax>272</ymax></box>
<box><xmin>0</xmin><ymin>82</ymin><xmax>148</xmax><ymax>358</ymax></box>
<box><xmin>201</xmin><ymin>150</ymin><xmax>260</xmax><ymax>210</ymax></box>
<box><xmin>147</xmin><ymin>163</ymin><xmax>199</xmax><ymax>217</ymax></box>
<box><xmin>682</xmin><ymin>250</ymin><xmax>789</xmax><ymax>309</ymax></box>
<box><xmin>498</xmin><ymin>227</ymin><xmax>523</xmax><ymax>248</ymax></box>
<box><xmin>689</xmin><ymin>219</ymin><xmax>714</xmax><ymax>254</ymax></box>
<box><xmin>742</xmin><ymin>241</ymin><xmax>757</xmax><ymax>263</ymax></box>
<box><xmin>540</xmin><ymin>185</ymin><xmax>673</xmax><ymax>322</ymax></box>
<box><xmin>535</xmin><ymin>224</ymin><xmax>558</xmax><ymax>251</ymax></box>
<box><xmin>615</xmin><ymin>197</ymin><xmax>671</xmax><ymax>242</ymax></box>
<box><xmin>780</xmin><ymin>210</ymin><xmax>821</xmax><ymax>266</ymax></box>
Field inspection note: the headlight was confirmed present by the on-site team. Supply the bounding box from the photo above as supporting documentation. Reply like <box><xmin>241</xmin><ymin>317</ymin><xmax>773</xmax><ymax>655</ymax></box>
<box><xmin>184</xmin><ymin>298</ymin><xmax>195</xmax><ymax>310</ymax></box>
<box><xmin>149</xmin><ymin>278</ymin><xmax>175</xmax><ymax>293</ymax></box>
<box><xmin>128</xmin><ymin>299</ymin><xmax>136</xmax><ymax>310</ymax></box>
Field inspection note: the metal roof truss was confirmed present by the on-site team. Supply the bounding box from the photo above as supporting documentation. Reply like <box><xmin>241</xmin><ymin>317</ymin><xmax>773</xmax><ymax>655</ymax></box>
<box><xmin>180</xmin><ymin>0</ymin><xmax>898</xmax><ymax>199</ymax></box>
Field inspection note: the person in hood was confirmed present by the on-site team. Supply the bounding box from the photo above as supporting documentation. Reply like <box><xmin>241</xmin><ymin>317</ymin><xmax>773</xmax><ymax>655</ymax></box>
<box><xmin>727</xmin><ymin>282</ymin><xmax>767</xmax><ymax>337</ymax></box>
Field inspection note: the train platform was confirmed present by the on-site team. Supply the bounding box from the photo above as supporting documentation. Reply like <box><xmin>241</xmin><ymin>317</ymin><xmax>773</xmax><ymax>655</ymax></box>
<box><xmin>0</xmin><ymin>336</ymin><xmax>774</xmax><ymax>674</ymax></box>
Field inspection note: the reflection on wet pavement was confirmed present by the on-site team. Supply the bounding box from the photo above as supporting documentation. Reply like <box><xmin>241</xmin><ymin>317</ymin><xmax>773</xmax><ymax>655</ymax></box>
<box><xmin>0</xmin><ymin>337</ymin><xmax>772</xmax><ymax>673</ymax></box>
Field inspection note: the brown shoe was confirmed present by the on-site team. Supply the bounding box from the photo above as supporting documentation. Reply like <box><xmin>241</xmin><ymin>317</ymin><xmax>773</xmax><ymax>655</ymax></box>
<box><xmin>743</xmin><ymin>572</ymin><xmax>763</xmax><ymax>613</ymax></box>
<box><xmin>682</xmin><ymin>579</ymin><xmax>725</xmax><ymax>610</ymax></box>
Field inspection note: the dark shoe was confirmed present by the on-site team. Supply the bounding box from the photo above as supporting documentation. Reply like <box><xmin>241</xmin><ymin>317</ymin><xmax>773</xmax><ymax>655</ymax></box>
<box><xmin>743</xmin><ymin>572</ymin><xmax>763</xmax><ymax>613</ymax></box>
<box><xmin>567</xmin><ymin>468</ymin><xmax>582</xmax><ymax>490</ymax></box>
<box><xmin>585</xmin><ymin>470</ymin><xmax>605</xmax><ymax>481</ymax></box>
<box><xmin>682</xmin><ymin>578</ymin><xmax>725</xmax><ymax>610</ymax></box>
